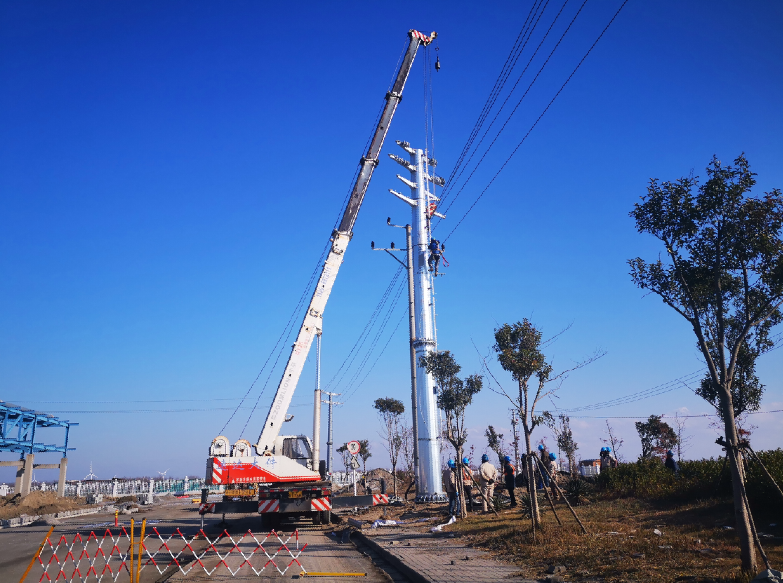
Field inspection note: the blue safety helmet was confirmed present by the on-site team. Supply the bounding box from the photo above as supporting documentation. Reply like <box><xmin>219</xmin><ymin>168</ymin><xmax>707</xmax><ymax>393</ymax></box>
<box><xmin>538</xmin><ymin>444</ymin><xmax>545</xmax><ymax>451</ymax></box>
<box><xmin>462</xmin><ymin>457</ymin><xmax>470</xmax><ymax>465</ymax></box>
<box><xmin>504</xmin><ymin>455</ymin><xmax>511</xmax><ymax>463</ymax></box>
<box><xmin>549</xmin><ymin>452</ymin><xmax>557</xmax><ymax>461</ymax></box>
<box><xmin>447</xmin><ymin>459</ymin><xmax>456</xmax><ymax>468</ymax></box>
<box><xmin>606</xmin><ymin>447</ymin><xmax>611</xmax><ymax>453</ymax></box>
<box><xmin>667</xmin><ymin>450</ymin><xmax>674</xmax><ymax>456</ymax></box>
<box><xmin>481</xmin><ymin>454</ymin><xmax>489</xmax><ymax>463</ymax></box>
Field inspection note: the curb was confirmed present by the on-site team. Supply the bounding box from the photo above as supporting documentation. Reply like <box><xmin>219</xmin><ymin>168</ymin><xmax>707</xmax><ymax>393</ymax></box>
<box><xmin>0</xmin><ymin>505</ymin><xmax>106</xmax><ymax>529</ymax></box>
<box><xmin>351</xmin><ymin>530</ymin><xmax>429</xmax><ymax>583</ymax></box>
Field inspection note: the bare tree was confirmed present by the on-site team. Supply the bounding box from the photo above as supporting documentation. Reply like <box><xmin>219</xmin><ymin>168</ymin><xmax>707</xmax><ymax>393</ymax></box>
<box><xmin>601</xmin><ymin>421</ymin><xmax>625</xmax><ymax>462</ymax></box>
<box><xmin>672</xmin><ymin>413</ymin><xmax>692</xmax><ymax>461</ymax></box>
<box><xmin>373</xmin><ymin>397</ymin><xmax>405</xmax><ymax>497</ymax></box>
<box><xmin>485</xmin><ymin>425</ymin><xmax>506</xmax><ymax>467</ymax></box>
<box><xmin>420</xmin><ymin>350</ymin><xmax>482</xmax><ymax>518</ymax></box>
<box><xmin>547</xmin><ymin>414</ymin><xmax>578</xmax><ymax>476</ymax></box>
<box><xmin>490</xmin><ymin>320</ymin><xmax>603</xmax><ymax>526</ymax></box>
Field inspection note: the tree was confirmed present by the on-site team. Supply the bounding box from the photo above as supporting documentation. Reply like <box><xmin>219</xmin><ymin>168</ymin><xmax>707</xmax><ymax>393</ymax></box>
<box><xmin>491</xmin><ymin>320</ymin><xmax>602</xmax><ymax>526</ymax></box>
<box><xmin>547</xmin><ymin>414</ymin><xmax>578</xmax><ymax>476</ymax></box>
<box><xmin>400</xmin><ymin>421</ymin><xmax>415</xmax><ymax>475</ymax></box>
<box><xmin>635</xmin><ymin>415</ymin><xmax>678</xmax><ymax>459</ymax></box>
<box><xmin>601</xmin><ymin>420</ymin><xmax>625</xmax><ymax>462</ymax></box>
<box><xmin>358</xmin><ymin>439</ymin><xmax>372</xmax><ymax>473</ymax></box>
<box><xmin>485</xmin><ymin>425</ymin><xmax>506</xmax><ymax>467</ymax></box>
<box><xmin>629</xmin><ymin>154</ymin><xmax>783</xmax><ymax>573</ymax></box>
<box><xmin>420</xmin><ymin>350</ymin><xmax>482</xmax><ymax>518</ymax></box>
<box><xmin>373</xmin><ymin>397</ymin><xmax>405</xmax><ymax>497</ymax></box>
<box><xmin>672</xmin><ymin>412</ymin><xmax>692</xmax><ymax>461</ymax></box>
<box><xmin>336</xmin><ymin>443</ymin><xmax>350</xmax><ymax>473</ymax></box>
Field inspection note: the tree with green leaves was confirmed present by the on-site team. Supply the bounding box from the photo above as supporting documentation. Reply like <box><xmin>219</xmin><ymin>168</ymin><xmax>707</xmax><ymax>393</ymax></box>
<box><xmin>420</xmin><ymin>350</ymin><xmax>482</xmax><ymax>518</ymax></box>
<box><xmin>491</xmin><ymin>320</ymin><xmax>602</xmax><ymax>526</ymax></box>
<box><xmin>634</xmin><ymin>415</ymin><xmax>678</xmax><ymax>459</ymax></box>
<box><xmin>485</xmin><ymin>425</ymin><xmax>506</xmax><ymax>467</ymax></box>
<box><xmin>628</xmin><ymin>154</ymin><xmax>783</xmax><ymax>573</ymax></box>
<box><xmin>373</xmin><ymin>397</ymin><xmax>405</xmax><ymax>497</ymax></box>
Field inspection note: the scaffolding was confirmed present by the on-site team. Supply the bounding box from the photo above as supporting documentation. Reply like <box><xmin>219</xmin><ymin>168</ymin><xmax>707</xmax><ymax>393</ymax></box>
<box><xmin>0</xmin><ymin>400</ymin><xmax>77</xmax><ymax>497</ymax></box>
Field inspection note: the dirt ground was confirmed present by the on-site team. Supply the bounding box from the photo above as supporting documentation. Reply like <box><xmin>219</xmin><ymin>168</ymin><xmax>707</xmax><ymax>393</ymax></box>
<box><xmin>0</xmin><ymin>491</ymin><xmax>93</xmax><ymax>519</ymax></box>
<box><xmin>450</xmin><ymin>495</ymin><xmax>783</xmax><ymax>583</ymax></box>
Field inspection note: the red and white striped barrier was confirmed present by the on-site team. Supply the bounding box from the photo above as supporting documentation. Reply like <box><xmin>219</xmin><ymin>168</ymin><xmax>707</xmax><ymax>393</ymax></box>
<box><xmin>199</xmin><ymin>502</ymin><xmax>216</xmax><ymax>515</ymax></box>
<box><xmin>310</xmin><ymin>498</ymin><xmax>331</xmax><ymax>512</ymax></box>
<box><xmin>258</xmin><ymin>499</ymin><xmax>280</xmax><ymax>513</ymax></box>
<box><xmin>372</xmin><ymin>494</ymin><xmax>389</xmax><ymax>505</ymax></box>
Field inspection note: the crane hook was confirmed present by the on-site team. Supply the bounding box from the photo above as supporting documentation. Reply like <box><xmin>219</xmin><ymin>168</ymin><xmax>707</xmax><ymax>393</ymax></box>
<box><xmin>435</xmin><ymin>54</ymin><xmax>441</xmax><ymax>72</ymax></box>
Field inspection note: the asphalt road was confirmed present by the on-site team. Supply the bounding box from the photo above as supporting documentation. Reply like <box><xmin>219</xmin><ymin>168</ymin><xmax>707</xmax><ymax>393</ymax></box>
<box><xmin>0</xmin><ymin>499</ymin><xmax>391</xmax><ymax>582</ymax></box>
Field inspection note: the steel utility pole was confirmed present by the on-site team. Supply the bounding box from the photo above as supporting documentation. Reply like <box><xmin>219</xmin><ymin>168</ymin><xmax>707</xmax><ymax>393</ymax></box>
<box><xmin>511</xmin><ymin>410</ymin><xmax>520</xmax><ymax>470</ymax></box>
<box><xmin>387</xmin><ymin>139</ymin><xmax>446</xmax><ymax>500</ymax></box>
<box><xmin>372</xmin><ymin>221</ymin><xmax>420</xmax><ymax>496</ymax></box>
<box><xmin>312</xmin><ymin>331</ymin><xmax>322</xmax><ymax>470</ymax></box>
<box><xmin>323</xmin><ymin>391</ymin><xmax>341</xmax><ymax>474</ymax></box>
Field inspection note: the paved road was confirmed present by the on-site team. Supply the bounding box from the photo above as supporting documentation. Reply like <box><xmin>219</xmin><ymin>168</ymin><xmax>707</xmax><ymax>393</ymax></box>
<box><xmin>0</xmin><ymin>500</ymin><xmax>391</xmax><ymax>582</ymax></box>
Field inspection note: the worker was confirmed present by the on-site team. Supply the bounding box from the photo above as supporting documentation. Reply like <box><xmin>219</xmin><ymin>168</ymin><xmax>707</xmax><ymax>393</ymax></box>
<box><xmin>664</xmin><ymin>450</ymin><xmax>680</xmax><ymax>475</ymax></box>
<box><xmin>478</xmin><ymin>453</ymin><xmax>497</xmax><ymax>513</ymax></box>
<box><xmin>537</xmin><ymin>445</ymin><xmax>550</xmax><ymax>489</ymax></box>
<box><xmin>503</xmin><ymin>455</ymin><xmax>517</xmax><ymax>508</ymax></box>
<box><xmin>443</xmin><ymin>459</ymin><xmax>459</xmax><ymax>516</ymax></box>
<box><xmin>461</xmin><ymin>457</ymin><xmax>474</xmax><ymax>512</ymax></box>
<box><xmin>600</xmin><ymin>447</ymin><xmax>618</xmax><ymax>470</ymax></box>
<box><xmin>428</xmin><ymin>238</ymin><xmax>441</xmax><ymax>275</ymax></box>
<box><xmin>516</xmin><ymin>453</ymin><xmax>529</xmax><ymax>489</ymax></box>
<box><xmin>546</xmin><ymin>452</ymin><xmax>561</xmax><ymax>500</ymax></box>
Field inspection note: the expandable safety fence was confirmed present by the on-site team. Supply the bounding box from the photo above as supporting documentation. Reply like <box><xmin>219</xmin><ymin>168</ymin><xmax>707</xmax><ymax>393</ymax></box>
<box><xmin>26</xmin><ymin>519</ymin><xmax>307</xmax><ymax>582</ymax></box>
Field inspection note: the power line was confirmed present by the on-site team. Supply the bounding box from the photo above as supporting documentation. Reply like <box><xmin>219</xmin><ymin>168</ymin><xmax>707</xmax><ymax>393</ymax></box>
<box><xmin>441</xmin><ymin>0</ymin><xmax>629</xmax><ymax>242</ymax></box>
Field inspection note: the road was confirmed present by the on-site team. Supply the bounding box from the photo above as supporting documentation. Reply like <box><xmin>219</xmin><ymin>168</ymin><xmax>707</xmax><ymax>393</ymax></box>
<box><xmin>0</xmin><ymin>498</ymin><xmax>392</xmax><ymax>582</ymax></box>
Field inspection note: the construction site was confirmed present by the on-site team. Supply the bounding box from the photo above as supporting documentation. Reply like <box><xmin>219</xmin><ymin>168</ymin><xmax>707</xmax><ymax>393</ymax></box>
<box><xmin>2</xmin><ymin>2</ymin><xmax>783</xmax><ymax>582</ymax></box>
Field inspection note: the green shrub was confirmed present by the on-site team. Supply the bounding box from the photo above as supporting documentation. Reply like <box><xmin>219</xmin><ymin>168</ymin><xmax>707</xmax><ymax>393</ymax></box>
<box><xmin>595</xmin><ymin>449</ymin><xmax>783</xmax><ymax>515</ymax></box>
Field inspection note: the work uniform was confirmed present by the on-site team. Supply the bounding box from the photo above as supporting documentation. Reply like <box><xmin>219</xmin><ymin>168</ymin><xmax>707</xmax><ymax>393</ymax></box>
<box><xmin>538</xmin><ymin>450</ymin><xmax>550</xmax><ymax>488</ymax></box>
<box><xmin>600</xmin><ymin>452</ymin><xmax>618</xmax><ymax>471</ymax></box>
<box><xmin>443</xmin><ymin>467</ymin><xmax>459</xmax><ymax>515</ymax></box>
<box><xmin>545</xmin><ymin>458</ymin><xmax>560</xmax><ymax>500</ymax></box>
<box><xmin>462</xmin><ymin>466</ymin><xmax>474</xmax><ymax>512</ymax></box>
<box><xmin>478</xmin><ymin>461</ymin><xmax>498</xmax><ymax>512</ymax></box>
<box><xmin>503</xmin><ymin>461</ymin><xmax>517</xmax><ymax>507</ymax></box>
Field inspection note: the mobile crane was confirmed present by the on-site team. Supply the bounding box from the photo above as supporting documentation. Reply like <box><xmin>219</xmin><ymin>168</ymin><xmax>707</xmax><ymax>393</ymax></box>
<box><xmin>201</xmin><ymin>29</ymin><xmax>437</xmax><ymax>525</ymax></box>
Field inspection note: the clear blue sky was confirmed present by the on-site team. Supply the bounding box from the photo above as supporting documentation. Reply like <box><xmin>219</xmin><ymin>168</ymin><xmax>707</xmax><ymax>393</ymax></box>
<box><xmin>2</xmin><ymin>1</ymin><xmax>781</xmax><ymax>481</ymax></box>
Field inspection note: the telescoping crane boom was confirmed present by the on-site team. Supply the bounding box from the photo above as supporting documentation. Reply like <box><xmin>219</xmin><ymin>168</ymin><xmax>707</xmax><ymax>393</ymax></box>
<box><xmin>204</xmin><ymin>31</ymin><xmax>436</xmax><ymax>522</ymax></box>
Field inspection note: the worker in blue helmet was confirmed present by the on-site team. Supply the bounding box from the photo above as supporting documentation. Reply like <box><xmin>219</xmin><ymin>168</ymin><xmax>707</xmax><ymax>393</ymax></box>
<box><xmin>460</xmin><ymin>457</ymin><xmax>474</xmax><ymax>512</ymax></box>
<box><xmin>545</xmin><ymin>452</ymin><xmax>561</xmax><ymax>500</ymax></box>
<box><xmin>443</xmin><ymin>459</ymin><xmax>459</xmax><ymax>516</ymax></box>
<box><xmin>664</xmin><ymin>450</ymin><xmax>679</xmax><ymax>475</ymax></box>
<box><xmin>537</xmin><ymin>444</ymin><xmax>551</xmax><ymax>489</ymax></box>
<box><xmin>478</xmin><ymin>453</ymin><xmax>497</xmax><ymax>512</ymax></box>
<box><xmin>600</xmin><ymin>446</ymin><xmax>618</xmax><ymax>471</ymax></box>
<box><xmin>503</xmin><ymin>455</ymin><xmax>517</xmax><ymax>508</ymax></box>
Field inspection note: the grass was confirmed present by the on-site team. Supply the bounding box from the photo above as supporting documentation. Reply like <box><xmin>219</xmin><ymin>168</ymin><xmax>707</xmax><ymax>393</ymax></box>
<box><xmin>450</xmin><ymin>494</ymin><xmax>782</xmax><ymax>583</ymax></box>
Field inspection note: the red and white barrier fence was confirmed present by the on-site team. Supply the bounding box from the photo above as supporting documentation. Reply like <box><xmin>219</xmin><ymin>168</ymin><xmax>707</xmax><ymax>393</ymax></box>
<box><xmin>33</xmin><ymin>525</ymin><xmax>306</xmax><ymax>581</ymax></box>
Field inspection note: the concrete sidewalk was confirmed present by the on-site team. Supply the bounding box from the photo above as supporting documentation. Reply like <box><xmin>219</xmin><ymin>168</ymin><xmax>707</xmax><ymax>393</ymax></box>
<box><xmin>355</xmin><ymin>529</ymin><xmax>537</xmax><ymax>583</ymax></box>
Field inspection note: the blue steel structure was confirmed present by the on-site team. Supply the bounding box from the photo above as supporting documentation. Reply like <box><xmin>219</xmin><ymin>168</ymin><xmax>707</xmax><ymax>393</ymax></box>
<box><xmin>0</xmin><ymin>401</ymin><xmax>77</xmax><ymax>459</ymax></box>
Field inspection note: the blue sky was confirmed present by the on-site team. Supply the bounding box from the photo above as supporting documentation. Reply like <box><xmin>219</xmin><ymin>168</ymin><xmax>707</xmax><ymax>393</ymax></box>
<box><xmin>1</xmin><ymin>1</ymin><xmax>781</xmax><ymax>481</ymax></box>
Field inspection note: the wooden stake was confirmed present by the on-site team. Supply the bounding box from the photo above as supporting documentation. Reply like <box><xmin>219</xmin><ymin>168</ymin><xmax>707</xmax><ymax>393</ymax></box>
<box><xmin>534</xmin><ymin>462</ymin><xmax>562</xmax><ymax>526</ymax></box>
<box><xmin>536</xmin><ymin>457</ymin><xmax>587</xmax><ymax>535</ymax></box>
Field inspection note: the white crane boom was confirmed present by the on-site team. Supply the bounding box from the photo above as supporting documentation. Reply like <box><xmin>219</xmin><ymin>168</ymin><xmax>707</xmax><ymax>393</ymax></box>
<box><xmin>255</xmin><ymin>30</ymin><xmax>437</xmax><ymax>455</ymax></box>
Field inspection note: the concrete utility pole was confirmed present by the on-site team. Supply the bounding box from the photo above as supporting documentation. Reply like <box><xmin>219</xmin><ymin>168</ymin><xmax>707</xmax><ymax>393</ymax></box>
<box><xmin>387</xmin><ymin>140</ymin><xmax>446</xmax><ymax>499</ymax></box>
<box><xmin>322</xmin><ymin>391</ymin><xmax>341</xmax><ymax>474</ymax></box>
<box><xmin>372</xmin><ymin>220</ymin><xmax>420</xmax><ymax>496</ymax></box>
<box><xmin>312</xmin><ymin>331</ymin><xmax>322</xmax><ymax>470</ymax></box>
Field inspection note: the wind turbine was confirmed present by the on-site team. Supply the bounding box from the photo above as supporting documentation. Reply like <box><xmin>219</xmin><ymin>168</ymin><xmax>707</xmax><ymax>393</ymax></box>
<box><xmin>85</xmin><ymin>462</ymin><xmax>98</xmax><ymax>481</ymax></box>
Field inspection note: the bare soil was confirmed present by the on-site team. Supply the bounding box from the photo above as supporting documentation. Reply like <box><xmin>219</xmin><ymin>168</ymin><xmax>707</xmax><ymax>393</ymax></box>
<box><xmin>0</xmin><ymin>491</ymin><xmax>93</xmax><ymax>519</ymax></box>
